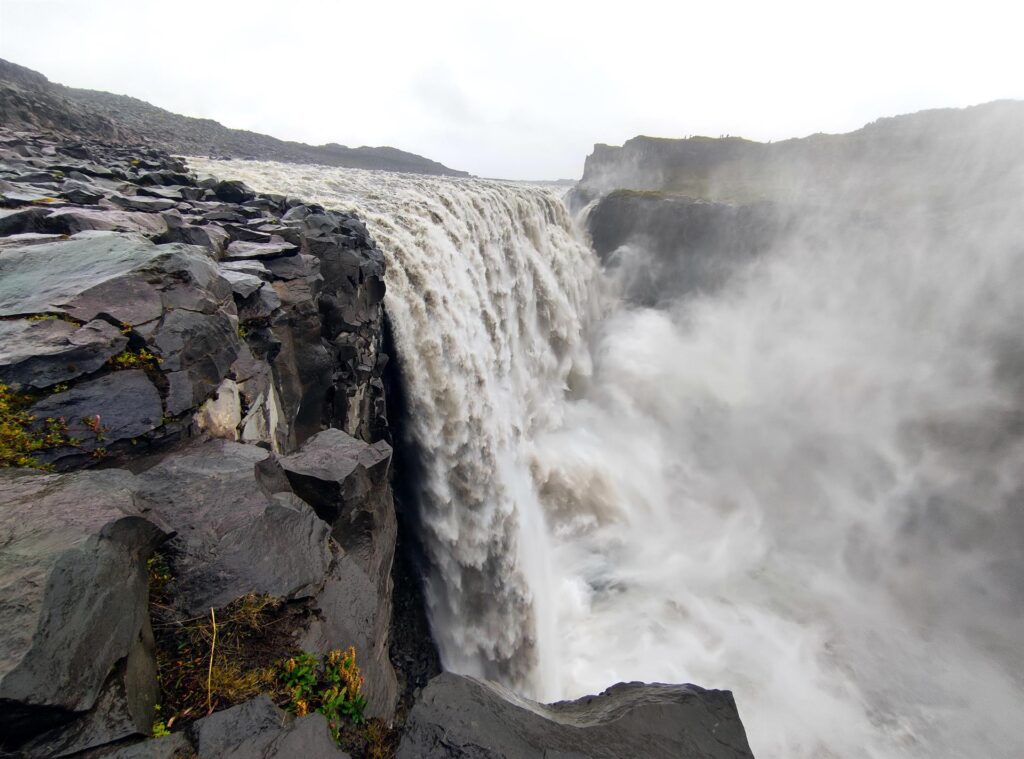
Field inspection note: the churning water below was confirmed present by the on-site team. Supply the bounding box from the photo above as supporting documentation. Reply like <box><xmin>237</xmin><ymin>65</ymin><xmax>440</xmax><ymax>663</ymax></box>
<box><xmin>191</xmin><ymin>158</ymin><xmax>1024</xmax><ymax>759</ymax></box>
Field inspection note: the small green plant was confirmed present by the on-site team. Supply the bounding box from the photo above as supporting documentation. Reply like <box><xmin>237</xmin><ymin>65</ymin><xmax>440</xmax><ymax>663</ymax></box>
<box><xmin>0</xmin><ymin>386</ymin><xmax>106</xmax><ymax>468</ymax></box>
<box><xmin>50</xmin><ymin>383</ymin><xmax>69</xmax><ymax>394</ymax></box>
<box><xmin>237</xmin><ymin>324</ymin><xmax>249</xmax><ymax>339</ymax></box>
<box><xmin>0</xmin><ymin>383</ymin><xmax>61</xmax><ymax>468</ymax></box>
<box><xmin>280</xmin><ymin>647</ymin><xmax>368</xmax><ymax>743</ymax></box>
<box><xmin>26</xmin><ymin>313</ymin><xmax>79</xmax><ymax>324</ymax></box>
<box><xmin>152</xmin><ymin>705</ymin><xmax>170</xmax><ymax>737</ymax></box>
<box><xmin>108</xmin><ymin>348</ymin><xmax>161</xmax><ymax>370</ymax></box>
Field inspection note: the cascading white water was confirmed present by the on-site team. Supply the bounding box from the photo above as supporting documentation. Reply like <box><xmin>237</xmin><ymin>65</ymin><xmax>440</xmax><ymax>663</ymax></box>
<box><xmin>189</xmin><ymin>158</ymin><xmax>605</xmax><ymax>698</ymax></box>
<box><xmin>190</xmin><ymin>158</ymin><xmax>1024</xmax><ymax>759</ymax></box>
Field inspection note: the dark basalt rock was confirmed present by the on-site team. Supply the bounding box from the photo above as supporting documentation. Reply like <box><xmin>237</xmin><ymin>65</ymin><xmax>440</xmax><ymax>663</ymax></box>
<box><xmin>0</xmin><ymin>469</ymin><xmax>165</xmax><ymax>753</ymax></box>
<box><xmin>108</xmin><ymin>194</ymin><xmax>178</xmax><ymax>213</ymax></box>
<box><xmin>225</xmin><ymin>239</ymin><xmax>298</xmax><ymax>259</ymax></box>
<box><xmin>80</xmin><ymin>696</ymin><xmax>351</xmax><ymax>758</ymax></box>
<box><xmin>186</xmin><ymin>696</ymin><xmax>351</xmax><ymax>759</ymax></box>
<box><xmin>264</xmin><ymin>429</ymin><xmax>400</xmax><ymax>718</ymax></box>
<box><xmin>41</xmin><ymin>207</ymin><xmax>168</xmax><ymax>237</ymax></box>
<box><xmin>586</xmin><ymin>191</ymin><xmax>786</xmax><ymax>305</ymax></box>
<box><xmin>28</xmin><ymin>370</ymin><xmax>163</xmax><ymax>464</ymax></box>
<box><xmin>213</xmin><ymin>179</ymin><xmax>256</xmax><ymax>204</ymax></box>
<box><xmin>396</xmin><ymin>673</ymin><xmax>755</xmax><ymax>759</ymax></box>
<box><xmin>130</xmin><ymin>440</ymin><xmax>332</xmax><ymax>614</ymax></box>
<box><xmin>0</xmin><ymin>317</ymin><xmax>127</xmax><ymax>389</ymax></box>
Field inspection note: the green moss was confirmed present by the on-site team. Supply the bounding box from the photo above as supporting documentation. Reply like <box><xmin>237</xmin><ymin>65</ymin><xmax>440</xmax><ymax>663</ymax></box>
<box><xmin>108</xmin><ymin>348</ymin><xmax>161</xmax><ymax>370</ymax></box>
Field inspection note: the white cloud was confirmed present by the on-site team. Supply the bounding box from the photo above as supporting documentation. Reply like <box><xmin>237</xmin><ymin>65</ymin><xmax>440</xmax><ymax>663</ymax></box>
<box><xmin>1</xmin><ymin>0</ymin><xmax>1022</xmax><ymax>179</ymax></box>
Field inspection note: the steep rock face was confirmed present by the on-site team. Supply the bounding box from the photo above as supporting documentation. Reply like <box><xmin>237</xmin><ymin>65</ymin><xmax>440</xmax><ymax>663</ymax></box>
<box><xmin>397</xmin><ymin>672</ymin><xmax>754</xmax><ymax>759</ymax></box>
<box><xmin>574</xmin><ymin>100</ymin><xmax>1024</xmax><ymax>207</ymax></box>
<box><xmin>270</xmin><ymin>429</ymin><xmax>399</xmax><ymax>717</ymax></box>
<box><xmin>0</xmin><ymin>469</ymin><xmax>165</xmax><ymax>755</ymax></box>
<box><xmin>587</xmin><ymin>190</ymin><xmax>787</xmax><ymax>305</ymax></box>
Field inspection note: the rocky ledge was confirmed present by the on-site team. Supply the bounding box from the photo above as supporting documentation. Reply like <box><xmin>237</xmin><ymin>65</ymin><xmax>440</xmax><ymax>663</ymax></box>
<box><xmin>0</xmin><ymin>128</ymin><xmax>753</xmax><ymax>758</ymax></box>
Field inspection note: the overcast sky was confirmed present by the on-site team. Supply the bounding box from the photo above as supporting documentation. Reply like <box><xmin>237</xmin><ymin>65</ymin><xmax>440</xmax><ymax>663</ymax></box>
<box><xmin>2</xmin><ymin>0</ymin><xmax>1022</xmax><ymax>179</ymax></box>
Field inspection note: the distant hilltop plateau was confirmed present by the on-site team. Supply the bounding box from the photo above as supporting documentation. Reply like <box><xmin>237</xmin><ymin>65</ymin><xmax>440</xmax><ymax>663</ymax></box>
<box><xmin>574</xmin><ymin>99</ymin><xmax>1024</xmax><ymax>209</ymax></box>
<box><xmin>0</xmin><ymin>58</ymin><xmax>470</xmax><ymax>177</ymax></box>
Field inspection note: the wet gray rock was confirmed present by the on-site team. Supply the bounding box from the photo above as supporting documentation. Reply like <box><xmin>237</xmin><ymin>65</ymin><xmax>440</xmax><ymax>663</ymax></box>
<box><xmin>60</xmin><ymin>180</ymin><xmax>105</xmax><ymax>205</ymax></box>
<box><xmin>42</xmin><ymin>207</ymin><xmax>168</xmax><ymax>237</ymax></box>
<box><xmin>109</xmin><ymin>194</ymin><xmax>177</xmax><ymax>213</ymax></box>
<box><xmin>159</xmin><ymin>212</ymin><xmax>230</xmax><ymax>253</ymax></box>
<box><xmin>131</xmin><ymin>441</ymin><xmax>331</xmax><ymax>614</ymax></box>
<box><xmin>28</xmin><ymin>370</ymin><xmax>163</xmax><ymax>462</ymax></box>
<box><xmin>0</xmin><ymin>317</ymin><xmax>127</xmax><ymax>389</ymax></box>
<box><xmin>225</xmin><ymin>239</ymin><xmax>298</xmax><ymax>259</ymax></box>
<box><xmin>397</xmin><ymin>673</ymin><xmax>755</xmax><ymax>759</ymax></box>
<box><xmin>79</xmin><ymin>696</ymin><xmax>350</xmax><ymax>759</ymax></box>
<box><xmin>0</xmin><ymin>205</ymin><xmax>49</xmax><ymax>234</ymax></box>
<box><xmin>187</xmin><ymin>695</ymin><xmax>350</xmax><ymax>759</ymax></box>
<box><xmin>218</xmin><ymin>267</ymin><xmax>265</xmax><ymax>298</ymax></box>
<box><xmin>275</xmin><ymin>428</ymin><xmax>393</xmax><ymax>546</ymax></box>
<box><xmin>0</xmin><ymin>469</ymin><xmax>165</xmax><ymax>753</ymax></box>
<box><xmin>0</xmin><ymin>235</ymin><xmax>155</xmax><ymax>317</ymax></box>
<box><xmin>273</xmin><ymin>429</ymin><xmax>399</xmax><ymax>718</ymax></box>
<box><xmin>213</xmin><ymin>179</ymin><xmax>256</xmax><ymax>204</ymax></box>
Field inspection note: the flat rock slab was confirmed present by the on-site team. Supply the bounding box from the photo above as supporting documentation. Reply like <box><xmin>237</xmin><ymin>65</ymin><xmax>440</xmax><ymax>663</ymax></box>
<box><xmin>224</xmin><ymin>239</ymin><xmax>298</xmax><ymax>259</ymax></box>
<box><xmin>0</xmin><ymin>317</ymin><xmax>127</xmax><ymax>389</ymax></box>
<box><xmin>396</xmin><ymin>673</ymin><xmax>755</xmax><ymax>759</ymax></box>
<box><xmin>29</xmin><ymin>370</ymin><xmax>163</xmax><ymax>460</ymax></box>
<box><xmin>42</xmin><ymin>207</ymin><xmax>168</xmax><ymax>237</ymax></box>
<box><xmin>0</xmin><ymin>235</ymin><xmax>158</xmax><ymax>317</ymax></box>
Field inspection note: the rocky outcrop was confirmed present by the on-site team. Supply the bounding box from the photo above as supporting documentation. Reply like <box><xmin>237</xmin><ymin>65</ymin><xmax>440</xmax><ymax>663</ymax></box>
<box><xmin>573</xmin><ymin>100</ymin><xmax>1024</xmax><ymax>208</ymax></box>
<box><xmin>0</xmin><ymin>125</ymin><xmax>389</xmax><ymax>466</ymax></box>
<box><xmin>396</xmin><ymin>672</ymin><xmax>754</xmax><ymax>759</ymax></box>
<box><xmin>0</xmin><ymin>58</ymin><xmax>470</xmax><ymax>177</ymax></box>
<box><xmin>0</xmin><ymin>126</ymin><xmax>402</xmax><ymax>755</ymax></box>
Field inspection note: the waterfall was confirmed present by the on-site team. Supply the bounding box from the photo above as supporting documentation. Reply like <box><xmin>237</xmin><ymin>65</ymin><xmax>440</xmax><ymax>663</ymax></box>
<box><xmin>189</xmin><ymin>158</ymin><xmax>604</xmax><ymax>698</ymax></box>
<box><xmin>192</xmin><ymin>158</ymin><xmax>1024</xmax><ymax>759</ymax></box>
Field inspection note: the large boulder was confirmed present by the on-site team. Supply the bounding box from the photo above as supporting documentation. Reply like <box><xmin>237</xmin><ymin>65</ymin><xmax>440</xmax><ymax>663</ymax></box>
<box><xmin>82</xmin><ymin>696</ymin><xmax>351</xmax><ymax>759</ymax></box>
<box><xmin>185</xmin><ymin>696</ymin><xmax>350</xmax><ymax>759</ymax></box>
<box><xmin>397</xmin><ymin>673</ymin><xmax>755</xmax><ymax>759</ymax></box>
<box><xmin>130</xmin><ymin>440</ymin><xmax>331</xmax><ymax>614</ymax></box>
<box><xmin>0</xmin><ymin>469</ymin><xmax>165</xmax><ymax>755</ymax></box>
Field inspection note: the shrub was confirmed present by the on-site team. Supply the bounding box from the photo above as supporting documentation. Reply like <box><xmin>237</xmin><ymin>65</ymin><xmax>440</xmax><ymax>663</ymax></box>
<box><xmin>280</xmin><ymin>647</ymin><xmax>368</xmax><ymax>741</ymax></box>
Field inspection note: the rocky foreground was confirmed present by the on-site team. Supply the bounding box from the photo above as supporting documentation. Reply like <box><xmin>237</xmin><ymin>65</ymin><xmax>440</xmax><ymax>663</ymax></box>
<box><xmin>0</xmin><ymin>127</ymin><xmax>754</xmax><ymax>758</ymax></box>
